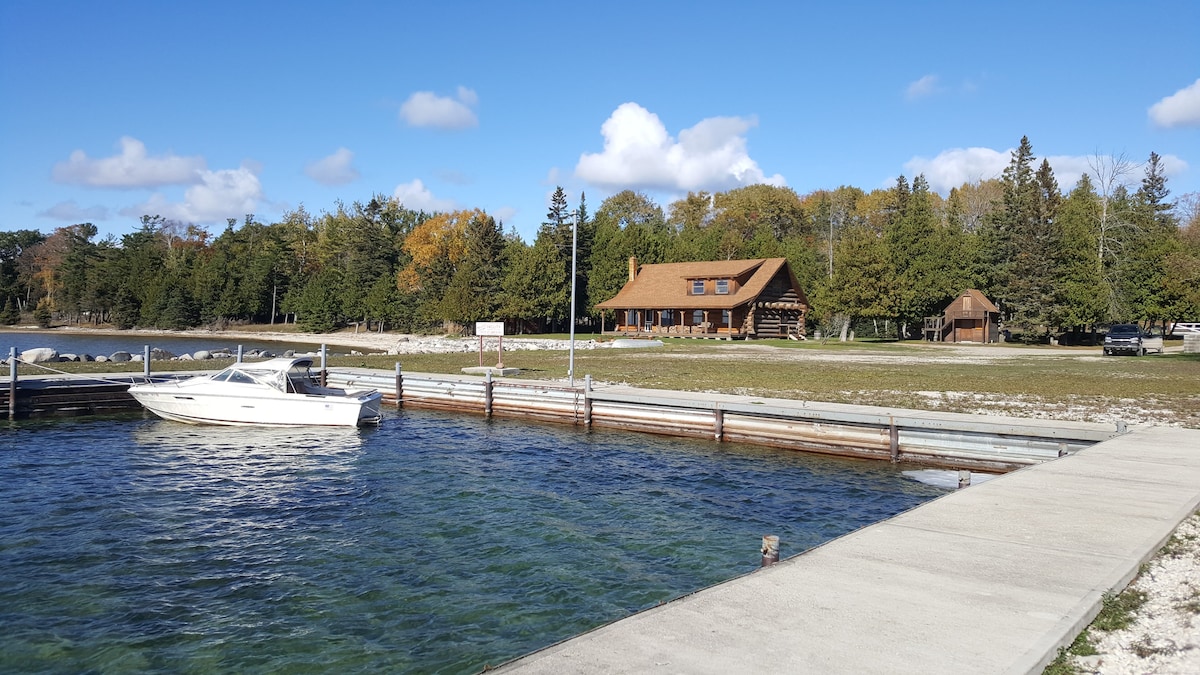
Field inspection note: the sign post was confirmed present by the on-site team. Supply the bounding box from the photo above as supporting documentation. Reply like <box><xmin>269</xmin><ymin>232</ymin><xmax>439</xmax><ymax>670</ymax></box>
<box><xmin>475</xmin><ymin>322</ymin><xmax>505</xmax><ymax>369</ymax></box>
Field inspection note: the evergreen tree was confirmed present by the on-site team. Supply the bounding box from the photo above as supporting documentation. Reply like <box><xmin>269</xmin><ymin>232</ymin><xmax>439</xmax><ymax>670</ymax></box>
<box><xmin>1052</xmin><ymin>175</ymin><xmax>1107</xmax><ymax>332</ymax></box>
<box><xmin>0</xmin><ymin>297</ymin><xmax>18</xmax><ymax>324</ymax></box>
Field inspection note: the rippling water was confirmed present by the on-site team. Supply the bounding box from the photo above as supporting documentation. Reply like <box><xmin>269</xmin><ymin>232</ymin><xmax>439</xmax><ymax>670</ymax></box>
<box><xmin>1</xmin><ymin>411</ymin><xmax>947</xmax><ymax>673</ymax></box>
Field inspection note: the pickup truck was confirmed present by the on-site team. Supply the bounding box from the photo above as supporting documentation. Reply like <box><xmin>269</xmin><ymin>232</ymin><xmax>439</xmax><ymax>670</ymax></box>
<box><xmin>1103</xmin><ymin>324</ymin><xmax>1164</xmax><ymax>356</ymax></box>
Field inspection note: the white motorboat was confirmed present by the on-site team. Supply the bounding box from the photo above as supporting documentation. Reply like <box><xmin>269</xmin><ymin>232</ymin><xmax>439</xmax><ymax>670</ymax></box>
<box><xmin>128</xmin><ymin>357</ymin><xmax>382</xmax><ymax>427</ymax></box>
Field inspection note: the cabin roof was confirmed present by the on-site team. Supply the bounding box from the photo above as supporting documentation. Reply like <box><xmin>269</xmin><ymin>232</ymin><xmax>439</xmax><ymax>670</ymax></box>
<box><xmin>595</xmin><ymin>258</ymin><xmax>806</xmax><ymax>310</ymax></box>
<box><xmin>947</xmin><ymin>289</ymin><xmax>999</xmax><ymax>314</ymax></box>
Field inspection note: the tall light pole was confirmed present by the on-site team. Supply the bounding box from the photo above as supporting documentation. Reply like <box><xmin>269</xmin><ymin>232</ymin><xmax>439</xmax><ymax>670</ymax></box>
<box><xmin>568</xmin><ymin>209</ymin><xmax>578</xmax><ymax>387</ymax></box>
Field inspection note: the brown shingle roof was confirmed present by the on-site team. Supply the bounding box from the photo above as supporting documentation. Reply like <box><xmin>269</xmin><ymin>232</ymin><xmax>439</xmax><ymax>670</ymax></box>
<box><xmin>595</xmin><ymin>258</ymin><xmax>801</xmax><ymax>310</ymax></box>
<box><xmin>951</xmin><ymin>289</ymin><xmax>999</xmax><ymax>313</ymax></box>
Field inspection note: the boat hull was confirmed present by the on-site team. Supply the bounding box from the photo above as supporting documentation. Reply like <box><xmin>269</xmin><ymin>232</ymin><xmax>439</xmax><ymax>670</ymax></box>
<box><xmin>128</xmin><ymin>386</ymin><xmax>382</xmax><ymax>427</ymax></box>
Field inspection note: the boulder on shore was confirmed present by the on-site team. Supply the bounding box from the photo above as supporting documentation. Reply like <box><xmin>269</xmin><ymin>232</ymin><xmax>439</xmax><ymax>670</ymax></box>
<box><xmin>109</xmin><ymin>351</ymin><xmax>132</xmax><ymax>362</ymax></box>
<box><xmin>20</xmin><ymin>347</ymin><xmax>58</xmax><ymax>363</ymax></box>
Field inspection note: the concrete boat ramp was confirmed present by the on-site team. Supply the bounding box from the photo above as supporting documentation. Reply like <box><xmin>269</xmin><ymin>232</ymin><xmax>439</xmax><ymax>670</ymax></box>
<box><xmin>498</xmin><ymin>425</ymin><xmax>1200</xmax><ymax>674</ymax></box>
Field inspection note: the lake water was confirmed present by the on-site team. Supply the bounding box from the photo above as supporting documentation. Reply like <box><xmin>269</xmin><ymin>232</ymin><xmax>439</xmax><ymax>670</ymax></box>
<box><xmin>1</xmin><ymin>409</ymin><xmax>948</xmax><ymax>673</ymax></box>
<box><xmin>1</xmin><ymin>330</ymin><xmax>330</xmax><ymax>361</ymax></box>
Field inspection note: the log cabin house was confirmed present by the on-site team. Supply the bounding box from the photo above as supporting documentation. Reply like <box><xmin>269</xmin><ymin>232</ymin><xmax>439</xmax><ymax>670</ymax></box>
<box><xmin>595</xmin><ymin>257</ymin><xmax>809</xmax><ymax>340</ymax></box>
<box><xmin>923</xmin><ymin>289</ymin><xmax>1001</xmax><ymax>343</ymax></box>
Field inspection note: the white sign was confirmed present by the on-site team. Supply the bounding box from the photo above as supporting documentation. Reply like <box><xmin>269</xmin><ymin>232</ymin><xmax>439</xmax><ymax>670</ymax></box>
<box><xmin>476</xmin><ymin>321</ymin><xmax>505</xmax><ymax>336</ymax></box>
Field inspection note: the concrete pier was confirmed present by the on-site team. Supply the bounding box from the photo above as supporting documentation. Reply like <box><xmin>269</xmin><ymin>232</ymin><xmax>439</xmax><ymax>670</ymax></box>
<box><xmin>497</xmin><ymin>425</ymin><xmax>1200</xmax><ymax>674</ymax></box>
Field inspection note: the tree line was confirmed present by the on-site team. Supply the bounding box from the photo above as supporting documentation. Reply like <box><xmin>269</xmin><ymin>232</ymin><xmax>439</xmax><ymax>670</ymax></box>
<box><xmin>2</xmin><ymin>136</ymin><xmax>1198</xmax><ymax>341</ymax></box>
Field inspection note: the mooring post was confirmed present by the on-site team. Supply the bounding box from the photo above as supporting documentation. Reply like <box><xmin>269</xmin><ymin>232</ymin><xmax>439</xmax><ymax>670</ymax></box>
<box><xmin>8</xmin><ymin>347</ymin><xmax>16</xmax><ymax>421</ymax></box>
<box><xmin>237</xmin><ymin>345</ymin><xmax>244</xmax><ymax>363</ymax></box>
<box><xmin>958</xmin><ymin>470</ymin><xmax>971</xmax><ymax>489</ymax></box>
<box><xmin>394</xmin><ymin>362</ymin><xmax>403</xmax><ymax>409</ymax></box>
<box><xmin>889</xmin><ymin>416</ymin><xmax>899</xmax><ymax>462</ymax></box>
<box><xmin>714</xmin><ymin>406</ymin><xmax>724</xmax><ymax>441</ymax></box>
<box><xmin>143</xmin><ymin>345</ymin><xmax>150</xmax><ymax>379</ymax></box>
<box><xmin>1058</xmin><ymin>443</ymin><xmax>1069</xmax><ymax>457</ymax></box>
<box><xmin>484</xmin><ymin>369</ymin><xmax>493</xmax><ymax>417</ymax></box>
<box><xmin>761</xmin><ymin>535</ymin><xmax>780</xmax><ymax>567</ymax></box>
<box><xmin>1117</xmin><ymin>420</ymin><xmax>1128</xmax><ymax>434</ymax></box>
<box><xmin>320</xmin><ymin>344</ymin><xmax>327</xmax><ymax>387</ymax></box>
<box><xmin>583</xmin><ymin>374</ymin><xmax>593</xmax><ymax>427</ymax></box>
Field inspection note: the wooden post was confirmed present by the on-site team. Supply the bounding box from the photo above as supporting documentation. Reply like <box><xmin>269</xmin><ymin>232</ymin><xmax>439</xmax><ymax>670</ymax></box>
<box><xmin>8</xmin><ymin>347</ymin><xmax>16</xmax><ymax>421</ymax></box>
<box><xmin>889</xmin><ymin>416</ymin><xmax>899</xmax><ymax>462</ymax></box>
<box><xmin>761</xmin><ymin>535</ymin><xmax>780</xmax><ymax>567</ymax></box>
<box><xmin>320</xmin><ymin>344</ymin><xmax>327</xmax><ymax>387</ymax></box>
<box><xmin>143</xmin><ymin>345</ymin><xmax>150</xmax><ymax>379</ymax></box>
<box><xmin>394</xmin><ymin>362</ymin><xmax>403</xmax><ymax>409</ymax></box>
<box><xmin>583</xmin><ymin>374</ymin><xmax>592</xmax><ymax>427</ymax></box>
<box><xmin>957</xmin><ymin>470</ymin><xmax>971</xmax><ymax>489</ymax></box>
<box><xmin>237</xmin><ymin>345</ymin><xmax>244</xmax><ymax>363</ymax></box>
<box><xmin>478</xmin><ymin>335</ymin><xmax>483</xmax><ymax>367</ymax></box>
<box><xmin>497</xmin><ymin>336</ymin><xmax>504</xmax><ymax>369</ymax></box>
<box><xmin>484</xmin><ymin>370</ymin><xmax>493</xmax><ymax>417</ymax></box>
<box><xmin>714</xmin><ymin>407</ymin><xmax>724</xmax><ymax>441</ymax></box>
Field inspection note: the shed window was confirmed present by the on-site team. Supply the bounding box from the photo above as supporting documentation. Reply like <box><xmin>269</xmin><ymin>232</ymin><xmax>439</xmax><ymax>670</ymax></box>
<box><xmin>691</xmin><ymin>279</ymin><xmax>705</xmax><ymax>295</ymax></box>
<box><xmin>661</xmin><ymin>310</ymin><xmax>674</xmax><ymax>326</ymax></box>
<box><xmin>715</xmin><ymin>279</ymin><xmax>730</xmax><ymax>295</ymax></box>
<box><xmin>626</xmin><ymin>310</ymin><xmax>637</xmax><ymax>326</ymax></box>
<box><xmin>721</xmin><ymin>310</ymin><xmax>730</xmax><ymax>326</ymax></box>
<box><xmin>692</xmin><ymin>310</ymin><xmax>704</xmax><ymax>325</ymax></box>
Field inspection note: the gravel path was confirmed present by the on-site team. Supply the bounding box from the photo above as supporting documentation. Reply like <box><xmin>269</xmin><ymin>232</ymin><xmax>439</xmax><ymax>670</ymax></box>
<box><xmin>1070</xmin><ymin>512</ymin><xmax>1200</xmax><ymax>673</ymax></box>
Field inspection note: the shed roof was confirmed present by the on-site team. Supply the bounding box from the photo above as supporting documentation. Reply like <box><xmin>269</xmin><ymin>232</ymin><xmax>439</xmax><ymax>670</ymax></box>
<box><xmin>595</xmin><ymin>258</ymin><xmax>806</xmax><ymax>310</ymax></box>
<box><xmin>949</xmin><ymin>289</ymin><xmax>999</xmax><ymax>313</ymax></box>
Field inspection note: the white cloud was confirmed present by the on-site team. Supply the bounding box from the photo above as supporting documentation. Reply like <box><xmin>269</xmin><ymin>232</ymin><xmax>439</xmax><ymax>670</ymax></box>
<box><xmin>399</xmin><ymin>87</ymin><xmax>479</xmax><ymax>129</ymax></box>
<box><xmin>52</xmin><ymin>136</ymin><xmax>205</xmax><ymax>188</ymax></box>
<box><xmin>37</xmin><ymin>201</ymin><xmax>109</xmax><ymax>221</ymax></box>
<box><xmin>121</xmin><ymin>164</ymin><xmax>263</xmax><ymax>224</ymax></box>
<box><xmin>903</xmin><ymin>147</ymin><xmax>1009</xmax><ymax>193</ymax></box>
<box><xmin>305</xmin><ymin>147</ymin><xmax>360</xmax><ymax>186</ymax></box>
<box><xmin>906</xmin><ymin>74</ymin><xmax>939</xmax><ymax>101</ymax></box>
<box><xmin>392</xmin><ymin>179</ymin><xmax>456</xmax><ymax>212</ymax></box>
<box><xmin>904</xmin><ymin>147</ymin><xmax>1189</xmax><ymax>194</ymax></box>
<box><xmin>1149</xmin><ymin>78</ymin><xmax>1200</xmax><ymax>128</ymax></box>
<box><xmin>575</xmin><ymin>102</ymin><xmax>784</xmax><ymax>193</ymax></box>
<box><xmin>492</xmin><ymin>206</ymin><xmax>517</xmax><ymax>225</ymax></box>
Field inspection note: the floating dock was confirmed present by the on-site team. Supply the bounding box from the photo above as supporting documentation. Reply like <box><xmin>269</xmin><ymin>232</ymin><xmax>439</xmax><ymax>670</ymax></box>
<box><xmin>4</xmin><ymin>367</ymin><xmax>1120</xmax><ymax>471</ymax></box>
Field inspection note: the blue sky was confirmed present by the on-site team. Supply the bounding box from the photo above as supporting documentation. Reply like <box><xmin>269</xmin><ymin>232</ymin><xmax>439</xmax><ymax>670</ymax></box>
<box><xmin>2</xmin><ymin>0</ymin><xmax>1199</xmax><ymax>243</ymax></box>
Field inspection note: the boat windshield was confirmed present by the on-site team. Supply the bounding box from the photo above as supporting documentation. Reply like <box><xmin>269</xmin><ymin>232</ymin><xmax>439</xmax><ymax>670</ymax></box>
<box><xmin>210</xmin><ymin>366</ymin><xmax>288</xmax><ymax>392</ymax></box>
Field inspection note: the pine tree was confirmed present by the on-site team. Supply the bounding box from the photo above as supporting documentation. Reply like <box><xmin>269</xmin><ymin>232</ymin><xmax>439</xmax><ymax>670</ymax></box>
<box><xmin>0</xmin><ymin>297</ymin><xmax>18</xmax><ymax>325</ymax></box>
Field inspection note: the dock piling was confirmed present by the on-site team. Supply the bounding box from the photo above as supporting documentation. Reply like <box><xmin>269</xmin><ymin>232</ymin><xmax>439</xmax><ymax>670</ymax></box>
<box><xmin>761</xmin><ymin>535</ymin><xmax>780</xmax><ymax>567</ymax></box>
<box><xmin>8</xmin><ymin>347</ymin><xmax>15</xmax><ymax>421</ymax></box>
<box><xmin>583</xmin><ymin>374</ymin><xmax>592</xmax><ymax>426</ymax></box>
<box><xmin>958</xmin><ymin>470</ymin><xmax>972</xmax><ymax>489</ymax></box>
<box><xmin>484</xmin><ymin>370</ymin><xmax>493</xmax><ymax>417</ymax></box>
<box><xmin>143</xmin><ymin>345</ymin><xmax>150</xmax><ymax>379</ymax></box>
<box><xmin>394</xmin><ymin>362</ymin><xmax>403</xmax><ymax>409</ymax></box>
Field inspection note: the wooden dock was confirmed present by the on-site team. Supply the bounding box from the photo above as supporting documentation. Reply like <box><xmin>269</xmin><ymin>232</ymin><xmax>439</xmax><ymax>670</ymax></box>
<box><xmin>5</xmin><ymin>368</ymin><xmax>1120</xmax><ymax>471</ymax></box>
<box><xmin>2</xmin><ymin>374</ymin><xmax>192</xmax><ymax>420</ymax></box>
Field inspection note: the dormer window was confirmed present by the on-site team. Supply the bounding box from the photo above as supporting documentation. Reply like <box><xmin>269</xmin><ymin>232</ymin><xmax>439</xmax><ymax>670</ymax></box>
<box><xmin>715</xmin><ymin>279</ymin><xmax>730</xmax><ymax>294</ymax></box>
<box><xmin>691</xmin><ymin>279</ymin><xmax>705</xmax><ymax>295</ymax></box>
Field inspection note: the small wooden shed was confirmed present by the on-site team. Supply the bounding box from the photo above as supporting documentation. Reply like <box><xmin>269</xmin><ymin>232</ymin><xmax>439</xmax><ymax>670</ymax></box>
<box><xmin>923</xmin><ymin>289</ymin><xmax>1000</xmax><ymax>343</ymax></box>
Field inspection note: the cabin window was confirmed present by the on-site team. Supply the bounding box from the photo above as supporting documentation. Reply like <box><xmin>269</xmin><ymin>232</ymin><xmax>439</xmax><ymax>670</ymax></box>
<box><xmin>692</xmin><ymin>310</ymin><xmax>704</xmax><ymax>325</ymax></box>
<box><xmin>625</xmin><ymin>310</ymin><xmax>637</xmax><ymax>326</ymax></box>
<box><xmin>721</xmin><ymin>310</ymin><xmax>730</xmax><ymax>326</ymax></box>
<box><xmin>715</xmin><ymin>279</ymin><xmax>730</xmax><ymax>294</ymax></box>
<box><xmin>661</xmin><ymin>309</ymin><xmax>674</xmax><ymax>326</ymax></box>
<box><xmin>691</xmin><ymin>279</ymin><xmax>705</xmax><ymax>295</ymax></box>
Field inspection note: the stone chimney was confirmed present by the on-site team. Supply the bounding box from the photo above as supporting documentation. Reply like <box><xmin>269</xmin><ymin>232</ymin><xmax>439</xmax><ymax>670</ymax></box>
<box><xmin>628</xmin><ymin>256</ymin><xmax>638</xmax><ymax>282</ymax></box>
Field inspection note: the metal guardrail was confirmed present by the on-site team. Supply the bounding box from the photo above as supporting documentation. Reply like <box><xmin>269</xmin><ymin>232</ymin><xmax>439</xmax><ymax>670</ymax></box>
<box><xmin>324</xmin><ymin>370</ymin><xmax>1118</xmax><ymax>471</ymax></box>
